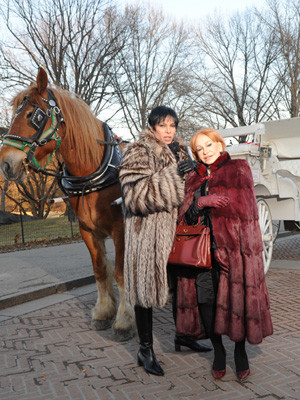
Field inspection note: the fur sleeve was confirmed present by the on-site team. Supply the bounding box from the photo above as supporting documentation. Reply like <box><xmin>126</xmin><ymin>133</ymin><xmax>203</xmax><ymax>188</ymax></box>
<box><xmin>210</xmin><ymin>159</ymin><xmax>259</xmax><ymax>221</ymax></box>
<box><xmin>119</xmin><ymin>142</ymin><xmax>185</xmax><ymax>216</ymax></box>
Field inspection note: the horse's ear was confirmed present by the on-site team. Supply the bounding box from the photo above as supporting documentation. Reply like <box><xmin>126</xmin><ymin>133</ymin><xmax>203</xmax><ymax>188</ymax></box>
<box><xmin>36</xmin><ymin>67</ymin><xmax>48</xmax><ymax>94</ymax></box>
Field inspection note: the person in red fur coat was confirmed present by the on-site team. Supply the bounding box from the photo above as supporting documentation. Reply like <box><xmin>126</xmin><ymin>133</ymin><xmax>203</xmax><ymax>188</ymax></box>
<box><xmin>176</xmin><ymin>128</ymin><xmax>273</xmax><ymax>382</ymax></box>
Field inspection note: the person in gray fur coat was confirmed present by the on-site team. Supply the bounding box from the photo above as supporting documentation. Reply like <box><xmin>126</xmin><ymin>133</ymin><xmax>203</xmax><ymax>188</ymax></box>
<box><xmin>119</xmin><ymin>106</ymin><xmax>198</xmax><ymax>376</ymax></box>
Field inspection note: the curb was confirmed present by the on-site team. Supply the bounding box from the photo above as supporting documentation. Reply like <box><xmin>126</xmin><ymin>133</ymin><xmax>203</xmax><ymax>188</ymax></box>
<box><xmin>0</xmin><ymin>275</ymin><xmax>95</xmax><ymax>310</ymax></box>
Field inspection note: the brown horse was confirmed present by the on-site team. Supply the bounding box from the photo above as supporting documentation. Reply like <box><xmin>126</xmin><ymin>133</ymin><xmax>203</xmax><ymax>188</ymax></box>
<box><xmin>0</xmin><ymin>68</ymin><xmax>135</xmax><ymax>340</ymax></box>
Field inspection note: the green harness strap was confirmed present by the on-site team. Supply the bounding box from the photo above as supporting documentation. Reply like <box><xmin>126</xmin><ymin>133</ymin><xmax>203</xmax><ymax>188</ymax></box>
<box><xmin>3</xmin><ymin>109</ymin><xmax>61</xmax><ymax>170</ymax></box>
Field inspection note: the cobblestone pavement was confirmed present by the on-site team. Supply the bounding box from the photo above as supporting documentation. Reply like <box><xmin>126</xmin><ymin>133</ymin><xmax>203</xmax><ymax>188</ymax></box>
<box><xmin>1</xmin><ymin>266</ymin><xmax>300</xmax><ymax>400</ymax></box>
<box><xmin>1</xmin><ymin>234</ymin><xmax>300</xmax><ymax>400</ymax></box>
<box><xmin>273</xmin><ymin>233</ymin><xmax>300</xmax><ymax>260</ymax></box>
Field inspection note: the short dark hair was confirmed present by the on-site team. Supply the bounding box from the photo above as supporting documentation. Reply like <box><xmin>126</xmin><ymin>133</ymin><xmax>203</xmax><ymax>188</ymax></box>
<box><xmin>148</xmin><ymin>106</ymin><xmax>179</xmax><ymax>129</ymax></box>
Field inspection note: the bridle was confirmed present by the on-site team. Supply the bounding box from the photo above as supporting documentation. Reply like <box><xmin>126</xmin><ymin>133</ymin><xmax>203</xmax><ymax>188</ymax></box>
<box><xmin>2</xmin><ymin>89</ymin><xmax>64</xmax><ymax>172</ymax></box>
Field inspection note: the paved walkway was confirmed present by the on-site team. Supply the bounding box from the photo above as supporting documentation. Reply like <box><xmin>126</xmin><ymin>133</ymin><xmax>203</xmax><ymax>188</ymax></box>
<box><xmin>0</xmin><ymin>240</ymin><xmax>114</xmax><ymax>309</ymax></box>
<box><xmin>0</xmin><ymin>235</ymin><xmax>300</xmax><ymax>399</ymax></box>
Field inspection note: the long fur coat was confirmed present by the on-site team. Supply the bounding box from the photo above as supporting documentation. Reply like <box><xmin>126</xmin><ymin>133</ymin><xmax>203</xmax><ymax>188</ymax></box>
<box><xmin>178</xmin><ymin>152</ymin><xmax>273</xmax><ymax>344</ymax></box>
<box><xmin>119</xmin><ymin>130</ymin><xmax>187</xmax><ymax>308</ymax></box>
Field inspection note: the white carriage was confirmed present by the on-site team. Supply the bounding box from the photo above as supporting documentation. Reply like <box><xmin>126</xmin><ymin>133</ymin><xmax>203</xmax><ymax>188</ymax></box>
<box><xmin>219</xmin><ymin>117</ymin><xmax>300</xmax><ymax>273</ymax></box>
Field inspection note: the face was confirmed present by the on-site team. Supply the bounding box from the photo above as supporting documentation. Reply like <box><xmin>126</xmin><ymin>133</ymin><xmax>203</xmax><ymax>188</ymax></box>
<box><xmin>195</xmin><ymin>134</ymin><xmax>223</xmax><ymax>165</ymax></box>
<box><xmin>149</xmin><ymin>115</ymin><xmax>176</xmax><ymax>144</ymax></box>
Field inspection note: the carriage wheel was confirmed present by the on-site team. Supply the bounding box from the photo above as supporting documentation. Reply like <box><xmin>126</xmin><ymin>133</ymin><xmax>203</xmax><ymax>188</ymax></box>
<box><xmin>272</xmin><ymin>220</ymin><xmax>281</xmax><ymax>242</ymax></box>
<box><xmin>257</xmin><ymin>199</ymin><xmax>273</xmax><ymax>274</ymax></box>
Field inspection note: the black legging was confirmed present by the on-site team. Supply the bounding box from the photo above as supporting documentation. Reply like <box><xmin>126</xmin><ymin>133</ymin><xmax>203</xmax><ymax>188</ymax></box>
<box><xmin>198</xmin><ymin>302</ymin><xmax>226</xmax><ymax>371</ymax></box>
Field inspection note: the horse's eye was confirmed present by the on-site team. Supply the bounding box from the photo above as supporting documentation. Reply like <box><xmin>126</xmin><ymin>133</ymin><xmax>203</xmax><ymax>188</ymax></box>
<box><xmin>26</xmin><ymin>112</ymin><xmax>32</xmax><ymax>119</ymax></box>
<box><xmin>16</xmin><ymin>98</ymin><xmax>27</xmax><ymax>114</ymax></box>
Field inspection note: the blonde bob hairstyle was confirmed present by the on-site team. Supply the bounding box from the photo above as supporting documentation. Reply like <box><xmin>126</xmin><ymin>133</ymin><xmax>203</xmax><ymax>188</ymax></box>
<box><xmin>190</xmin><ymin>128</ymin><xmax>226</xmax><ymax>160</ymax></box>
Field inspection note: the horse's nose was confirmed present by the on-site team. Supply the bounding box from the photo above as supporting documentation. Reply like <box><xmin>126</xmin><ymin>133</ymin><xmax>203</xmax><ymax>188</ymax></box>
<box><xmin>0</xmin><ymin>160</ymin><xmax>16</xmax><ymax>180</ymax></box>
<box><xmin>0</xmin><ymin>150</ymin><xmax>26</xmax><ymax>181</ymax></box>
<box><xmin>3</xmin><ymin>161</ymin><xmax>10</xmax><ymax>173</ymax></box>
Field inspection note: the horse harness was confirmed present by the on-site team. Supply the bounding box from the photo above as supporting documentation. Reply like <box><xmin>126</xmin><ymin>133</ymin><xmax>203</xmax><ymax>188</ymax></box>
<box><xmin>2</xmin><ymin>89</ymin><xmax>124</xmax><ymax>197</ymax></box>
<box><xmin>60</xmin><ymin>124</ymin><xmax>123</xmax><ymax>196</ymax></box>
<box><xmin>3</xmin><ymin>90</ymin><xmax>63</xmax><ymax>170</ymax></box>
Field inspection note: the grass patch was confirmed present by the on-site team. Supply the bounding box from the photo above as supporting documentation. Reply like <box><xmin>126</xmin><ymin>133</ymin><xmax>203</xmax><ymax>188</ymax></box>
<box><xmin>0</xmin><ymin>215</ymin><xmax>81</xmax><ymax>252</ymax></box>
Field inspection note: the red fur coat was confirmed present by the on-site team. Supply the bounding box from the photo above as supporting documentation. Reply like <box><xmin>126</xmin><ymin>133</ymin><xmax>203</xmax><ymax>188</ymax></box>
<box><xmin>178</xmin><ymin>152</ymin><xmax>273</xmax><ymax>344</ymax></box>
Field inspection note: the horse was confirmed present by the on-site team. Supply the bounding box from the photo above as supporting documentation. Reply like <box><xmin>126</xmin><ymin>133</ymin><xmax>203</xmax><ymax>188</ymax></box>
<box><xmin>0</xmin><ymin>67</ymin><xmax>135</xmax><ymax>340</ymax></box>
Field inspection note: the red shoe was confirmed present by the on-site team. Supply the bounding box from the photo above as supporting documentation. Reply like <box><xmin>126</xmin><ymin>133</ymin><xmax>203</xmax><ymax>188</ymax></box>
<box><xmin>212</xmin><ymin>369</ymin><xmax>226</xmax><ymax>380</ymax></box>
<box><xmin>237</xmin><ymin>369</ymin><xmax>250</xmax><ymax>382</ymax></box>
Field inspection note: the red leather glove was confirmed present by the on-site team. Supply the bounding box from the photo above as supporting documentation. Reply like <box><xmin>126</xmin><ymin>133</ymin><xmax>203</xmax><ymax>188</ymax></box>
<box><xmin>197</xmin><ymin>194</ymin><xmax>229</xmax><ymax>209</ymax></box>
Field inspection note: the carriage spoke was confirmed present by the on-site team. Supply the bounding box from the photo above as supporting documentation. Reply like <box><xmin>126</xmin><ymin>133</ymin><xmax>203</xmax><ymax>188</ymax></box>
<box><xmin>257</xmin><ymin>198</ymin><xmax>274</xmax><ymax>274</ymax></box>
<box><xmin>262</xmin><ymin>234</ymin><xmax>272</xmax><ymax>242</ymax></box>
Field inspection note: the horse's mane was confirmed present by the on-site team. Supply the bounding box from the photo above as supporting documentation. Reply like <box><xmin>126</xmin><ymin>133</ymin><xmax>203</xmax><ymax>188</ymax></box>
<box><xmin>12</xmin><ymin>84</ymin><xmax>105</xmax><ymax>170</ymax></box>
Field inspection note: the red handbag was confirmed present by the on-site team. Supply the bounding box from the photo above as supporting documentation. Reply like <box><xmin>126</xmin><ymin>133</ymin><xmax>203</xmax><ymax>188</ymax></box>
<box><xmin>168</xmin><ymin>221</ymin><xmax>212</xmax><ymax>268</ymax></box>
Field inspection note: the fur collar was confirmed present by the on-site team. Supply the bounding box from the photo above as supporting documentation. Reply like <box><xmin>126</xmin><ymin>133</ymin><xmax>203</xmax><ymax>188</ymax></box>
<box><xmin>187</xmin><ymin>151</ymin><xmax>230</xmax><ymax>192</ymax></box>
<box><xmin>139</xmin><ymin>129</ymin><xmax>186</xmax><ymax>147</ymax></box>
<box><xmin>197</xmin><ymin>151</ymin><xmax>230</xmax><ymax>176</ymax></box>
<box><xmin>177</xmin><ymin>152</ymin><xmax>231</xmax><ymax>222</ymax></box>
<box><xmin>138</xmin><ymin>129</ymin><xmax>187</xmax><ymax>159</ymax></box>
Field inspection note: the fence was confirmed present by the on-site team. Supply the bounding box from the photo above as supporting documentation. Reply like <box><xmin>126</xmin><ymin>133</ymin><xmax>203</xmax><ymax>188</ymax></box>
<box><xmin>0</xmin><ymin>206</ymin><xmax>81</xmax><ymax>252</ymax></box>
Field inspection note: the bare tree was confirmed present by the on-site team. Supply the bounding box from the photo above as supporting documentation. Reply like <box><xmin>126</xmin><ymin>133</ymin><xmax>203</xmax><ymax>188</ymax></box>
<box><xmin>0</xmin><ymin>97</ymin><xmax>10</xmax><ymax>135</ymax></box>
<box><xmin>2</xmin><ymin>158</ymin><xmax>63</xmax><ymax>218</ymax></box>
<box><xmin>110</xmin><ymin>4</ymin><xmax>195</xmax><ymax>139</ymax></box>
<box><xmin>0</xmin><ymin>0</ymin><xmax>127</xmax><ymax>215</ymax></box>
<box><xmin>0</xmin><ymin>105</ymin><xmax>10</xmax><ymax>211</ymax></box>
<box><xmin>193</xmin><ymin>9</ymin><xmax>282</xmax><ymax>131</ymax></box>
<box><xmin>258</xmin><ymin>0</ymin><xmax>300</xmax><ymax>118</ymax></box>
<box><xmin>0</xmin><ymin>0</ymin><xmax>125</xmax><ymax>117</ymax></box>
<box><xmin>0</xmin><ymin>178</ymin><xmax>8</xmax><ymax>212</ymax></box>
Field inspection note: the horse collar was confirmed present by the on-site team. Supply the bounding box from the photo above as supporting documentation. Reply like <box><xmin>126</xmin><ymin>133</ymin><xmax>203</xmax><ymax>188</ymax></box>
<box><xmin>60</xmin><ymin>124</ymin><xmax>123</xmax><ymax>197</ymax></box>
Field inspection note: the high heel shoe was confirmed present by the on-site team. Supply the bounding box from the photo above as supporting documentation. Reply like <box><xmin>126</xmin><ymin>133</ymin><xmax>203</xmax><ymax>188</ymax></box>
<box><xmin>174</xmin><ymin>335</ymin><xmax>212</xmax><ymax>352</ymax></box>
<box><xmin>237</xmin><ymin>369</ymin><xmax>250</xmax><ymax>382</ymax></box>
<box><xmin>212</xmin><ymin>369</ymin><xmax>226</xmax><ymax>380</ymax></box>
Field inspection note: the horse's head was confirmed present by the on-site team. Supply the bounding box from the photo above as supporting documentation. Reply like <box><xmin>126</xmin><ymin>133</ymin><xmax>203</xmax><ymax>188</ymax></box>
<box><xmin>0</xmin><ymin>68</ymin><xmax>63</xmax><ymax>181</ymax></box>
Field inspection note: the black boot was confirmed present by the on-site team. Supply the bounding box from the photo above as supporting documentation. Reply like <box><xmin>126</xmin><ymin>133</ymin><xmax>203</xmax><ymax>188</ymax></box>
<box><xmin>174</xmin><ymin>334</ymin><xmax>212</xmax><ymax>352</ymax></box>
<box><xmin>134</xmin><ymin>305</ymin><xmax>164</xmax><ymax>376</ymax></box>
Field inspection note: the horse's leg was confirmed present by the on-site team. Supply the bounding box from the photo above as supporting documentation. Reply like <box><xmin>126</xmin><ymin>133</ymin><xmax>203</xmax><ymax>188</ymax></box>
<box><xmin>111</xmin><ymin>232</ymin><xmax>136</xmax><ymax>341</ymax></box>
<box><xmin>80</xmin><ymin>228</ymin><xmax>117</xmax><ymax>330</ymax></box>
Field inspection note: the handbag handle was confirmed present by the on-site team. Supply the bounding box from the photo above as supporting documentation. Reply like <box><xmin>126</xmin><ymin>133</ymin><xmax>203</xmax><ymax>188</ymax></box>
<box><xmin>178</xmin><ymin>217</ymin><xmax>202</xmax><ymax>227</ymax></box>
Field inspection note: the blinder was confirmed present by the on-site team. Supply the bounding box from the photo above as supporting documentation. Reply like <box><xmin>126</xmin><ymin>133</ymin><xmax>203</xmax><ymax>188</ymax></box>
<box><xmin>30</xmin><ymin>106</ymin><xmax>47</xmax><ymax>130</ymax></box>
<box><xmin>2</xmin><ymin>89</ymin><xmax>63</xmax><ymax>170</ymax></box>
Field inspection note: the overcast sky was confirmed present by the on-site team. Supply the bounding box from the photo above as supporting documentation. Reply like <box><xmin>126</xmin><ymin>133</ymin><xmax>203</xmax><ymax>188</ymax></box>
<box><xmin>118</xmin><ymin>0</ymin><xmax>265</xmax><ymax>21</ymax></box>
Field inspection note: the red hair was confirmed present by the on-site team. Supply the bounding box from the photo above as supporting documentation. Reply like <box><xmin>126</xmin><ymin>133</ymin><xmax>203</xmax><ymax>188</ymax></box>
<box><xmin>190</xmin><ymin>128</ymin><xmax>226</xmax><ymax>160</ymax></box>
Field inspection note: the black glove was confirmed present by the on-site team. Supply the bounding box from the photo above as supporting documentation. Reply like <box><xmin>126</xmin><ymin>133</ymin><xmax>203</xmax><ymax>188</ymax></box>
<box><xmin>168</xmin><ymin>141</ymin><xmax>181</xmax><ymax>161</ymax></box>
<box><xmin>177</xmin><ymin>158</ymin><xmax>196</xmax><ymax>177</ymax></box>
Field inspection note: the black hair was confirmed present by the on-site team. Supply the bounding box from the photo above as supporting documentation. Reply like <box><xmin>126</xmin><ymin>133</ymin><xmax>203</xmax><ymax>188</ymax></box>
<box><xmin>148</xmin><ymin>105</ymin><xmax>179</xmax><ymax>129</ymax></box>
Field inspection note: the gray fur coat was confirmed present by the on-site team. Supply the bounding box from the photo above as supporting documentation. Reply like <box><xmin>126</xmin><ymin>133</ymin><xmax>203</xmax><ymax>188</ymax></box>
<box><xmin>119</xmin><ymin>130</ymin><xmax>187</xmax><ymax>308</ymax></box>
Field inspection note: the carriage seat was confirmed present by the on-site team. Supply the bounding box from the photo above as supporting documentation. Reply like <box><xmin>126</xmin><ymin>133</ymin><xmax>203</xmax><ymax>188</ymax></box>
<box><xmin>226</xmin><ymin>143</ymin><xmax>260</xmax><ymax>157</ymax></box>
<box><xmin>266</xmin><ymin>137</ymin><xmax>300</xmax><ymax>160</ymax></box>
<box><xmin>265</xmin><ymin>137</ymin><xmax>300</xmax><ymax>178</ymax></box>
<box><xmin>276</xmin><ymin>159</ymin><xmax>300</xmax><ymax>178</ymax></box>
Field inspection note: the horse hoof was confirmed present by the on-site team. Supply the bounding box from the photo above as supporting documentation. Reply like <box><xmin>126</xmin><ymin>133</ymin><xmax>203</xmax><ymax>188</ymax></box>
<box><xmin>90</xmin><ymin>319</ymin><xmax>112</xmax><ymax>331</ymax></box>
<box><xmin>113</xmin><ymin>328</ymin><xmax>136</xmax><ymax>342</ymax></box>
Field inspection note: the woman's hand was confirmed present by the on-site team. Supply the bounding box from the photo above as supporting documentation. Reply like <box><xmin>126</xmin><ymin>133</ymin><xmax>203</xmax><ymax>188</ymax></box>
<box><xmin>177</xmin><ymin>158</ymin><xmax>195</xmax><ymax>177</ymax></box>
<box><xmin>197</xmin><ymin>194</ymin><xmax>229</xmax><ymax>209</ymax></box>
